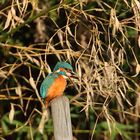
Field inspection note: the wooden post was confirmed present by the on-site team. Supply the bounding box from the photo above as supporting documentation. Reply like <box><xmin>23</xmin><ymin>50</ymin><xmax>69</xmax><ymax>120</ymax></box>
<box><xmin>50</xmin><ymin>96</ymin><xmax>73</xmax><ymax>140</ymax></box>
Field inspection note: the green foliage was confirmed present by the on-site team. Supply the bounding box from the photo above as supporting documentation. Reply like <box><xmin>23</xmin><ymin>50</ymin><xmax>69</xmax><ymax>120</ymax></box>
<box><xmin>96</xmin><ymin>122</ymin><xmax>134</xmax><ymax>140</ymax></box>
<box><xmin>1</xmin><ymin>111</ymin><xmax>52</xmax><ymax>139</ymax></box>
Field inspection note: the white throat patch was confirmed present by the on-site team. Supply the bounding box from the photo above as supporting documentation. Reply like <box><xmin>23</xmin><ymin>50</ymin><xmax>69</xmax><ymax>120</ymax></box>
<box><xmin>62</xmin><ymin>75</ymin><xmax>68</xmax><ymax>79</ymax></box>
<box><xmin>55</xmin><ymin>69</ymin><xmax>68</xmax><ymax>79</ymax></box>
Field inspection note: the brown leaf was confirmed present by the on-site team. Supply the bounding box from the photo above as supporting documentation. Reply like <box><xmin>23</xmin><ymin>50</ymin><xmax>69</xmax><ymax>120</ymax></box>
<box><xmin>9</xmin><ymin>104</ymin><xmax>15</xmax><ymax>123</ymax></box>
<box><xmin>29</xmin><ymin>77</ymin><xmax>36</xmax><ymax>90</ymax></box>
<box><xmin>3</xmin><ymin>10</ymin><xmax>12</xmax><ymax>30</ymax></box>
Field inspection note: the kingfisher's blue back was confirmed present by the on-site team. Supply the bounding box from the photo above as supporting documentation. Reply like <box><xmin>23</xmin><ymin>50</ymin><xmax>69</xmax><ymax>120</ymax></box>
<box><xmin>40</xmin><ymin>73</ymin><xmax>59</xmax><ymax>99</ymax></box>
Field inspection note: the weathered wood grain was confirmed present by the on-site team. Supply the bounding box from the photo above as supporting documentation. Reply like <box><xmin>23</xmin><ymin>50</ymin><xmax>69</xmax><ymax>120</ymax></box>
<box><xmin>50</xmin><ymin>96</ymin><xmax>73</xmax><ymax>140</ymax></box>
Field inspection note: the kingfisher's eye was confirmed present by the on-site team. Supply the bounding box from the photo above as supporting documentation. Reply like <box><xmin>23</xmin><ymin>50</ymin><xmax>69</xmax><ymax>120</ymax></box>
<box><xmin>65</xmin><ymin>68</ymin><xmax>71</xmax><ymax>72</ymax></box>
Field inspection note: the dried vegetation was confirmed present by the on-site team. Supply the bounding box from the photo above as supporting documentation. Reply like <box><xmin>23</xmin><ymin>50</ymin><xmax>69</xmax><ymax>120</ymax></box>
<box><xmin>0</xmin><ymin>0</ymin><xmax>140</xmax><ymax>139</ymax></box>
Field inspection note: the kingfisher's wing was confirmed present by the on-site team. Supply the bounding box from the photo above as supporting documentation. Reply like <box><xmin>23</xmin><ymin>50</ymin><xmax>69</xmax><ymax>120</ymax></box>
<box><xmin>40</xmin><ymin>73</ymin><xmax>58</xmax><ymax>98</ymax></box>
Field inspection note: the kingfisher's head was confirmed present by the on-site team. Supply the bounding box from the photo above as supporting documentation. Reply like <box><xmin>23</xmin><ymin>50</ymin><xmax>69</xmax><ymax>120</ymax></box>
<box><xmin>53</xmin><ymin>62</ymin><xmax>76</xmax><ymax>78</ymax></box>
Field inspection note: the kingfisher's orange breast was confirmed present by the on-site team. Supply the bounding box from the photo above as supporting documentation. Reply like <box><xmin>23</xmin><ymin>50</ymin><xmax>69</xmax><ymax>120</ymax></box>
<box><xmin>45</xmin><ymin>75</ymin><xmax>67</xmax><ymax>104</ymax></box>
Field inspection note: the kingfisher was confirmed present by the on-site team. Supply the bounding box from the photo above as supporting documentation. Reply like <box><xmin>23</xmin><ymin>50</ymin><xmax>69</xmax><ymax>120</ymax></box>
<box><xmin>40</xmin><ymin>62</ymin><xmax>76</xmax><ymax>107</ymax></box>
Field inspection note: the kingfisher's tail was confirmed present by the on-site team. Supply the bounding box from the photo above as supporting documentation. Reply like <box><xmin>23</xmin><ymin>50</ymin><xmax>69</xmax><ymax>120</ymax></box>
<box><xmin>45</xmin><ymin>97</ymin><xmax>50</xmax><ymax>108</ymax></box>
<box><xmin>46</xmin><ymin>101</ymin><xmax>49</xmax><ymax>108</ymax></box>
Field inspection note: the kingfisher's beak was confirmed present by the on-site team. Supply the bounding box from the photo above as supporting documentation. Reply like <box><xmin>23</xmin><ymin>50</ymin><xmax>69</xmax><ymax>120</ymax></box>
<box><xmin>66</xmin><ymin>71</ymin><xmax>78</xmax><ymax>79</ymax></box>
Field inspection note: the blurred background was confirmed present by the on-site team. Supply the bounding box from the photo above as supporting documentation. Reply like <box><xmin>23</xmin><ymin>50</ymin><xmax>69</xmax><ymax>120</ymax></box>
<box><xmin>0</xmin><ymin>0</ymin><xmax>140</xmax><ymax>139</ymax></box>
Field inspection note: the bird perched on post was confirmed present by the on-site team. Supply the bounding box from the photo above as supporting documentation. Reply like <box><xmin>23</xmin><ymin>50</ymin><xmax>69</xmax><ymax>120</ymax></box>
<box><xmin>40</xmin><ymin>62</ymin><xmax>76</xmax><ymax>107</ymax></box>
